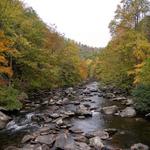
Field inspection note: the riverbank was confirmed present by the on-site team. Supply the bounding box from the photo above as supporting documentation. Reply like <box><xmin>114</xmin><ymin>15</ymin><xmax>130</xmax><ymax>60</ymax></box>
<box><xmin>0</xmin><ymin>82</ymin><xmax>150</xmax><ymax>150</ymax></box>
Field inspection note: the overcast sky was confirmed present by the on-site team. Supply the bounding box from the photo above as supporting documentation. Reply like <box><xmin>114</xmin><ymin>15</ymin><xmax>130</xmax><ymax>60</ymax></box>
<box><xmin>22</xmin><ymin>0</ymin><xmax>121</xmax><ymax>47</ymax></box>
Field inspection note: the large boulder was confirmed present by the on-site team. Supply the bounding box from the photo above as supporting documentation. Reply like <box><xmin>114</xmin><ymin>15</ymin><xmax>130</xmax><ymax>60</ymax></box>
<box><xmin>101</xmin><ymin>105</ymin><xmax>118</xmax><ymax>115</ymax></box>
<box><xmin>89</xmin><ymin>136</ymin><xmax>104</xmax><ymax>149</ymax></box>
<box><xmin>0</xmin><ymin>111</ymin><xmax>11</xmax><ymax>129</ymax></box>
<box><xmin>131</xmin><ymin>143</ymin><xmax>149</xmax><ymax>150</ymax></box>
<box><xmin>120</xmin><ymin>107</ymin><xmax>136</xmax><ymax>117</ymax></box>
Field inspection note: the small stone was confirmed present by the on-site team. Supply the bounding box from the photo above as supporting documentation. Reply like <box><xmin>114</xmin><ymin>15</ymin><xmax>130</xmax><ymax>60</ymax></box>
<box><xmin>50</xmin><ymin>113</ymin><xmax>60</xmax><ymax>119</ymax></box>
<box><xmin>89</xmin><ymin>136</ymin><xmax>104</xmax><ymax>149</ymax></box>
<box><xmin>78</xmin><ymin>116</ymin><xmax>85</xmax><ymax>119</ymax></box>
<box><xmin>131</xmin><ymin>143</ymin><xmax>149</xmax><ymax>150</ymax></box>
<box><xmin>69</xmin><ymin>127</ymin><xmax>84</xmax><ymax>134</ymax></box>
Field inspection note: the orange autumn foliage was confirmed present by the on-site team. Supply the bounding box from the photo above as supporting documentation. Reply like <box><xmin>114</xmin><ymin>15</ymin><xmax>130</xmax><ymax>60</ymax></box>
<box><xmin>0</xmin><ymin>31</ymin><xmax>14</xmax><ymax>84</ymax></box>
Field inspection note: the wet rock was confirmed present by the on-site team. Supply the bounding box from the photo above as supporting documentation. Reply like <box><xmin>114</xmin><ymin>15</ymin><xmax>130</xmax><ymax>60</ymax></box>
<box><xmin>87</xmin><ymin>130</ymin><xmax>109</xmax><ymax>140</ymax></box>
<box><xmin>4</xmin><ymin>146</ymin><xmax>20</xmax><ymax>150</ymax></box>
<box><xmin>104</xmin><ymin>128</ymin><xmax>118</xmax><ymax>136</ymax></box>
<box><xmin>65</xmin><ymin>87</ymin><xmax>74</xmax><ymax>95</ymax></box>
<box><xmin>103</xmin><ymin>93</ymin><xmax>115</xmax><ymax>99</ymax></box>
<box><xmin>31</xmin><ymin>114</ymin><xmax>45</xmax><ymax>123</ymax></box>
<box><xmin>76</xmin><ymin>105</ymin><xmax>92</xmax><ymax>117</ymax></box>
<box><xmin>38</xmin><ymin>126</ymin><xmax>52</xmax><ymax>133</ymax></box>
<box><xmin>64</xmin><ymin>111</ymin><xmax>75</xmax><ymax>117</ymax></box>
<box><xmin>120</xmin><ymin>107</ymin><xmax>136</xmax><ymax>117</ymax></box>
<box><xmin>145</xmin><ymin>113</ymin><xmax>150</xmax><ymax>119</ymax></box>
<box><xmin>89</xmin><ymin>136</ymin><xmax>104</xmax><ymax>149</ymax></box>
<box><xmin>21</xmin><ymin>144</ymin><xmax>49</xmax><ymax>150</ymax></box>
<box><xmin>48</xmin><ymin>99</ymin><xmax>55</xmax><ymax>105</ymax></box>
<box><xmin>42</xmin><ymin>100</ymin><xmax>49</xmax><ymax>105</ymax></box>
<box><xmin>54</xmin><ymin>133</ymin><xmax>75</xmax><ymax>150</ymax></box>
<box><xmin>54</xmin><ymin>118</ymin><xmax>63</xmax><ymax>125</ymax></box>
<box><xmin>111</xmin><ymin>96</ymin><xmax>126</xmax><ymax>101</ymax></box>
<box><xmin>0</xmin><ymin>106</ymin><xmax>8</xmax><ymax>111</ymax></box>
<box><xmin>50</xmin><ymin>113</ymin><xmax>60</xmax><ymax>119</ymax></box>
<box><xmin>21</xmin><ymin>135</ymin><xmax>35</xmax><ymax>144</ymax></box>
<box><xmin>35</xmin><ymin>134</ymin><xmax>55</xmax><ymax>145</ymax></box>
<box><xmin>130</xmin><ymin>143</ymin><xmax>149</xmax><ymax>150</ymax></box>
<box><xmin>0</xmin><ymin>111</ymin><xmax>11</xmax><ymax>129</ymax></box>
<box><xmin>56</xmin><ymin>100</ymin><xmax>63</xmax><ymax>105</ymax></box>
<box><xmin>75</xmin><ymin>142</ymin><xmax>91</xmax><ymax>150</ymax></box>
<box><xmin>83</xmin><ymin>88</ymin><xmax>91</xmax><ymax>95</ymax></box>
<box><xmin>78</xmin><ymin>116</ymin><xmax>86</xmax><ymax>119</ymax></box>
<box><xmin>126</xmin><ymin>99</ymin><xmax>134</xmax><ymax>106</ymax></box>
<box><xmin>83</xmin><ymin>103</ymin><xmax>91</xmax><ymax>108</ymax></box>
<box><xmin>101</xmin><ymin>105</ymin><xmax>118</xmax><ymax>115</ymax></box>
<box><xmin>74</xmin><ymin>135</ymin><xmax>87</xmax><ymax>143</ymax></box>
<box><xmin>69</xmin><ymin>127</ymin><xmax>84</xmax><ymax>134</ymax></box>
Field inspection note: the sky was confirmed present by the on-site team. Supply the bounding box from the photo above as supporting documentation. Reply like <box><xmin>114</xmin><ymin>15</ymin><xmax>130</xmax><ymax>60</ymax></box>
<box><xmin>22</xmin><ymin>0</ymin><xmax>121</xmax><ymax>47</ymax></box>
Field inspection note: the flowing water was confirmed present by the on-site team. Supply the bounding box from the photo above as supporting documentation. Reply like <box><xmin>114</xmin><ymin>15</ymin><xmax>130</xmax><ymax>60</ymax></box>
<box><xmin>0</xmin><ymin>82</ymin><xmax>150</xmax><ymax>149</ymax></box>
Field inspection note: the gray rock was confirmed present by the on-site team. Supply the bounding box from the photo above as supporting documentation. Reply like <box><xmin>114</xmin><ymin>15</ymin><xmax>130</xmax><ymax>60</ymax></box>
<box><xmin>64</xmin><ymin>111</ymin><xmax>75</xmax><ymax>117</ymax></box>
<box><xmin>4</xmin><ymin>146</ymin><xmax>20</xmax><ymax>150</ymax></box>
<box><xmin>87</xmin><ymin>130</ymin><xmax>109</xmax><ymax>140</ymax></box>
<box><xmin>50</xmin><ymin>113</ymin><xmax>60</xmax><ymax>119</ymax></box>
<box><xmin>55</xmin><ymin>133</ymin><xmax>75</xmax><ymax>150</ymax></box>
<box><xmin>0</xmin><ymin>111</ymin><xmax>11</xmax><ymax>129</ymax></box>
<box><xmin>65</xmin><ymin>87</ymin><xmax>74</xmax><ymax>95</ymax></box>
<box><xmin>111</xmin><ymin>96</ymin><xmax>126</xmax><ymax>101</ymax></box>
<box><xmin>101</xmin><ymin>105</ymin><xmax>118</xmax><ymax>115</ymax></box>
<box><xmin>76</xmin><ymin>105</ymin><xmax>92</xmax><ymax>117</ymax></box>
<box><xmin>75</xmin><ymin>142</ymin><xmax>91</xmax><ymax>150</ymax></box>
<box><xmin>145</xmin><ymin>113</ymin><xmax>150</xmax><ymax>119</ymax></box>
<box><xmin>83</xmin><ymin>88</ymin><xmax>91</xmax><ymax>94</ymax></box>
<box><xmin>89</xmin><ymin>136</ymin><xmax>104</xmax><ymax>149</ymax></box>
<box><xmin>21</xmin><ymin>135</ymin><xmax>34</xmax><ymax>143</ymax></box>
<box><xmin>74</xmin><ymin>135</ymin><xmax>87</xmax><ymax>143</ymax></box>
<box><xmin>35</xmin><ymin>134</ymin><xmax>55</xmax><ymax>145</ymax></box>
<box><xmin>21</xmin><ymin>144</ymin><xmax>49</xmax><ymax>150</ymax></box>
<box><xmin>104</xmin><ymin>128</ymin><xmax>118</xmax><ymax>136</ymax></box>
<box><xmin>125</xmin><ymin>99</ymin><xmax>134</xmax><ymax>106</ymax></box>
<box><xmin>120</xmin><ymin>107</ymin><xmax>136</xmax><ymax>117</ymax></box>
<box><xmin>69</xmin><ymin>127</ymin><xmax>84</xmax><ymax>134</ymax></box>
<box><xmin>104</xmin><ymin>93</ymin><xmax>115</xmax><ymax>99</ymax></box>
<box><xmin>54</xmin><ymin>118</ymin><xmax>63</xmax><ymax>125</ymax></box>
<box><xmin>131</xmin><ymin>143</ymin><xmax>149</xmax><ymax>150</ymax></box>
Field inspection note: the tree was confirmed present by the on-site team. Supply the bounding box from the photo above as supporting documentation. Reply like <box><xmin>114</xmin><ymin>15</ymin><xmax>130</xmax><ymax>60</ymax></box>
<box><xmin>0</xmin><ymin>31</ymin><xmax>16</xmax><ymax>85</ymax></box>
<box><xmin>109</xmin><ymin>0</ymin><xmax>150</xmax><ymax>36</ymax></box>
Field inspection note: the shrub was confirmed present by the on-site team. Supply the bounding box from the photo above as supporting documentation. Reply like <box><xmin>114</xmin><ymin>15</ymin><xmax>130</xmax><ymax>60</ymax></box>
<box><xmin>132</xmin><ymin>84</ymin><xmax>150</xmax><ymax>113</ymax></box>
<box><xmin>0</xmin><ymin>86</ymin><xmax>22</xmax><ymax>110</ymax></box>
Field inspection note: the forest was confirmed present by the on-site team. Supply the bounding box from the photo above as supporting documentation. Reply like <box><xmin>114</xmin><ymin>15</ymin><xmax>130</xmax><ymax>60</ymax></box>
<box><xmin>0</xmin><ymin>0</ymin><xmax>150</xmax><ymax>149</ymax></box>
<box><xmin>95</xmin><ymin>0</ymin><xmax>150</xmax><ymax>114</ymax></box>
<box><xmin>0</xmin><ymin>0</ymin><xmax>99</xmax><ymax>110</ymax></box>
<box><xmin>0</xmin><ymin>0</ymin><xmax>150</xmax><ymax>117</ymax></box>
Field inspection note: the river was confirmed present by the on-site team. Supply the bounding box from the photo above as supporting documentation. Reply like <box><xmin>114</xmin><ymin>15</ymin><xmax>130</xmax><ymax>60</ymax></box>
<box><xmin>0</xmin><ymin>82</ymin><xmax>150</xmax><ymax>149</ymax></box>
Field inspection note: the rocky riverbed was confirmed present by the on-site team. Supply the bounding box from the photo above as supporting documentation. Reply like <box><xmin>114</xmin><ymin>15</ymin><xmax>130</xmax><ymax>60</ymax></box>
<box><xmin>0</xmin><ymin>82</ymin><xmax>150</xmax><ymax>150</ymax></box>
